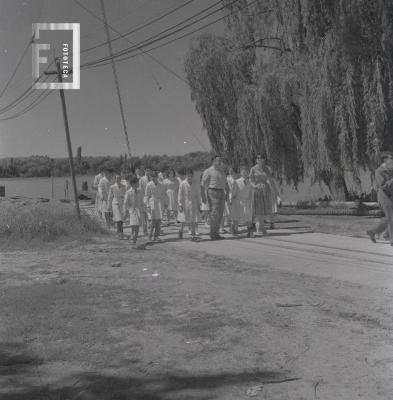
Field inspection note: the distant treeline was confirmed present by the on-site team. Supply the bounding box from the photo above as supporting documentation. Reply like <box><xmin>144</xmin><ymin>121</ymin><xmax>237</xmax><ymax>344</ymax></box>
<box><xmin>0</xmin><ymin>152</ymin><xmax>212</xmax><ymax>178</ymax></box>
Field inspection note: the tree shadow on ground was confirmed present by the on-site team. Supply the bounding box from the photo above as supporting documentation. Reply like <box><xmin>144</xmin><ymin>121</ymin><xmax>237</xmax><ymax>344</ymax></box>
<box><xmin>0</xmin><ymin>342</ymin><xmax>42</xmax><ymax>377</ymax></box>
<box><xmin>2</xmin><ymin>369</ymin><xmax>294</xmax><ymax>400</ymax></box>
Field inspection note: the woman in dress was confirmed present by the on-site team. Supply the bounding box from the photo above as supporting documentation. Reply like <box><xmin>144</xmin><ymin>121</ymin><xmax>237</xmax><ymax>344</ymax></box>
<box><xmin>249</xmin><ymin>155</ymin><xmax>273</xmax><ymax>236</ymax></box>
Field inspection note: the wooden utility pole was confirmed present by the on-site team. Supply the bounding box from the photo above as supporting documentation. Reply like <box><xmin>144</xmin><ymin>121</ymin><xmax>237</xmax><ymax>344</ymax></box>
<box><xmin>99</xmin><ymin>0</ymin><xmax>132</xmax><ymax>159</ymax></box>
<box><xmin>55</xmin><ymin>57</ymin><xmax>81</xmax><ymax>220</ymax></box>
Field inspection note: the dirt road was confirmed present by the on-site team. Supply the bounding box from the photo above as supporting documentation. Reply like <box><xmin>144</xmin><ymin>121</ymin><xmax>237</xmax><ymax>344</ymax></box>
<box><xmin>1</xmin><ymin>220</ymin><xmax>393</xmax><ymax>399</ymax></box>
<box><xmin>167</xmin><ymin>227</ymin><xmax>393</xmax><ymax>289</ymax></box>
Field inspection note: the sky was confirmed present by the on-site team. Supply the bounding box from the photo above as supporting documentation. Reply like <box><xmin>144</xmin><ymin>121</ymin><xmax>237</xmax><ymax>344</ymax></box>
<box><xmin>0</xmin><ymin>0</ymin><xmax>226</xmax><ymax>157</ymax></box>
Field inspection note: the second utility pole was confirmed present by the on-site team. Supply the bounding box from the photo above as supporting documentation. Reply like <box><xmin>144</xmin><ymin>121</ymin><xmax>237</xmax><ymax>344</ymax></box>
<box><xmin>99</xmin><ymin>0</ymin><xmax>132</xmax><ymax>159</ymax></box>
<box><xmin>55</xmin><ymin>57</ymin><xmax>81</xmax><ymax>220</ymax></box>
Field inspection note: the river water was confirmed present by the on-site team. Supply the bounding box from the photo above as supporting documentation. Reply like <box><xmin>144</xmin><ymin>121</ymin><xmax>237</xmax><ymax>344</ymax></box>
<box><xmin>0</xmin><ymin>175</ymin><xmax>96</xmax><ymax>199</ymax></box>
<box><xmin>0</xmin><ymin>175</ymin><xmax>331</xmax><ymax>201</ymax></box>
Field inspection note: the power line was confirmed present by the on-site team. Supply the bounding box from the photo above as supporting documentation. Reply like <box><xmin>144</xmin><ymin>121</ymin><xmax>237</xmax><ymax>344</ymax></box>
<box><xmin>72</xmin><ymin>0</ymin><xmax>197</xmax><ymax>83</ymax></box>
<box><xmin>80</xmin><ymin>0</ymin><xmax>158</xmax><ymax>41</ymax></box>
<box><xmin>80</xmin><ymin>0</ymin><xmax>232</xmax><ymax>69</ymax></box>
<box><xmin>0</xmin><ymin>35</ymin><xmax>35</xmax><ymax>98</ymax></box>
<box><xmin>83</xmin><ymin>0</ymin><xmax>261</xmax><ymax>70</ymax></box>
<box><xmin>99</xmin><ymin>0</ymin><xmax>132</xmax><ymax>157</ymax></box>
<box><xmin>0</xmin><ymin>71</ymin><xmax>52</xmax><ymax>115</ymax></box>
<box><xmin>78</xmin><ymin>0</ymin><xmax>199</xmax><ymax>55</ymax></box>
<box><xmin>0</xmin><ymin>85</ymin><xmax>54</xmax><ymax>121</ymax></box>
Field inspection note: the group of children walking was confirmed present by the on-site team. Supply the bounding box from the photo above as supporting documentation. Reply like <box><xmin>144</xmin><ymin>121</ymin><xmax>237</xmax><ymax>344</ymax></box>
<box><xmin>92</xmin><ymin>163</ymin><xmax>279</xmax><ymax>244</ymax></box>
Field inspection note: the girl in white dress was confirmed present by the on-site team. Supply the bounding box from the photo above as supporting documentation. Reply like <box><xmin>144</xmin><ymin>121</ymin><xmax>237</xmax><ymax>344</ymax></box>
<box><xmin>177</xmin><ymin>170</ymin><xmax>201</xmax><ymax>240</ymax></box>
<box><xmin>145</xmin><ymin>171</ymin><xmax>165</xmax><ymax>241</ymax></box>
<box><xmin>237</xmin><ymin>166</ymin><xmax>254</xmax><ymax>237</ymax></box>
<box><xmin>98</xmin><ymin>170</ymin><xmax>112</xmax><ymax>227</ymax></box>
<box><xmin>227</xmin><ymin>167</ymin><xmax>239</xmax><ymax>234</ymax></box>
<box><xmin>93</xmin><ymin>171</ymin><xmax>103</xmax><ymax>217</ymax></box>
<box><xmin>107</xmin><ymin>175</ymin><xmax>127</xmax><ymax>238</ymax></box>
<box><xmin>124</xmin><ymin>176</ymin><xmax>144</xmax><ymax>244</ymax></box>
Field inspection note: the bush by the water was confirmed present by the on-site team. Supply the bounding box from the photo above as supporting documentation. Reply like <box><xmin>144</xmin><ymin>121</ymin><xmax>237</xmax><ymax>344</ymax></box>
<box><xmin>0</xmin><ymin>200</ymin><xmax>105</xmax><ymax>242</ymax></box>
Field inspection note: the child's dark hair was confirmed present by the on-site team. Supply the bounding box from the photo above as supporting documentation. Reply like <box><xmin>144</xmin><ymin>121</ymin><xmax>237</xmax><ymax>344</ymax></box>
<box><xmin>129</xmin><ymin>175</ymin><xmax>139</xmax><ymax>186</ymax></box>
<box><xmin>177</xmin><ymin>167</ymin><xmax>186</xmax><ymax>176</ymax></box>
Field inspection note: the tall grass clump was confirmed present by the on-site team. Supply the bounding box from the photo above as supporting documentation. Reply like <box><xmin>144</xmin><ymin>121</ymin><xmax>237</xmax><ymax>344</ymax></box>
<box><xmin>0</xmin><ymin>200</ymin><xmax>106</xmax><ymax>243</ymax></box>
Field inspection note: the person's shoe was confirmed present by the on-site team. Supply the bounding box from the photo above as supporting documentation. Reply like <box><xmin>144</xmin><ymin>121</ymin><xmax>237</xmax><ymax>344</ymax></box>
<box><xmin>269</xmin><ymin>223</ymin><xmax>275</xmax><ymax>230</ymax></box>
<box><xmin>178</xmin><ymin>231</ymin><xmax>183</xmax><ymax>239</ymax></box>
<box><xmin>366</xmin><ymin>230</ymin><xmax>376</xmax><ymax>243</ymax></box>
<box><xmin>211</xmin><ymin>235</ymin><xmax>224</xmax><ymax>240</ymax></box>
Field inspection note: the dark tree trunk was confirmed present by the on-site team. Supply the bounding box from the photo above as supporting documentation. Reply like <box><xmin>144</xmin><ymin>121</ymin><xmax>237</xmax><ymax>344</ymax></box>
<box><xmin>325</xmin><ymin>172</ymin><xmax>349</xmax><ymax>201</ymax></box>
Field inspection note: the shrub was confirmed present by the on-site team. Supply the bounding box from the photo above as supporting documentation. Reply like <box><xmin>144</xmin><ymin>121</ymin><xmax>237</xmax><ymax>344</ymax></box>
<box><xmin>0</xmin><ymin>200</ymin><xmax>106</xmax><ymax>243</ymax></box>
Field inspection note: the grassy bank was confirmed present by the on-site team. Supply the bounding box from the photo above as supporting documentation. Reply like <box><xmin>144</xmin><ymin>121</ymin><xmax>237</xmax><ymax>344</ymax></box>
<box><xmin>0</xmin><ymin>199</ymin><xmax>106</xmax><ymax>245</ymax></box>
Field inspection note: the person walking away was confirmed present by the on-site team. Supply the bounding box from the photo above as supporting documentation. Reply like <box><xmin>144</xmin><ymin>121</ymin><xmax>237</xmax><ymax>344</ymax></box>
<box><xmin>107</xmin><ymin>174</ymin><xmax>127</xmax><ymax>239</ymax></box>
<box><xmin>145</xmin><ymin>171</ymin><xmax>165</xmax><ymax>241</ymax></box>
<box><xmin>93</xmin><ymin>170</ymin><xmax>103</xmax><ymax>217</ymax></box>
<box><xmin>124</xmin><ymin>176</ymin><xmax>144</xmax><ymax>244</ymax></box>
<box><xmin>237</xmin><ymin>166</ymin><xmax>254</xmax><ymax>237</ymax></box>
<box><xmin>366</xmin><ymin>151</ymin><xmax>393</xmax><ymax>245</ymax></box>
<box><xmin>201</xmin><ymin>155</ymin><xmax>228</xmax><ymax>240</ymax></box>
<box><xmin>178</xmin><ymin>170</ymin><xmax>201</xmax><ymax>240</ymax></box>
<box><xmin>250</xmin><ymin>155</ymin><xmax>273</xmax><ymax>236</ymax></box>
<box><xmin>98</xmin><ymin>170</ymin><xmax>112</xmax><ymax>227</ymax></box>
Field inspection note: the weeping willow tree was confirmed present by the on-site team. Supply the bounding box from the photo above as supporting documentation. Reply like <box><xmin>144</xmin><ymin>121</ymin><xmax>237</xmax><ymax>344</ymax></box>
<box><xmin>184</xmin><ymin>34</ymin><xmax>252</xmax><ymax>167</ymax></box>
<box><xmin>185</xmin><ymin>0</ymin><xmax>393</xmax><ymax>199</ymax></box>
<box><xmin>185</xmin><ymin>32</ymin><xmax>303</xmax><ymax>185</ymax></box>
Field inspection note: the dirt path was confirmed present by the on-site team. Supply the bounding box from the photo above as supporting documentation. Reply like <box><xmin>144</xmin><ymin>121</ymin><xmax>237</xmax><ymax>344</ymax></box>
<box><xmin>0</xmin><ymin>225</ymin><xmax>393</xmax><ymax>399</ymax></box>
<box><xmin>167</xmin><ymin>228</ymin><xmax>393</xmax><ymax>289</ymax></box>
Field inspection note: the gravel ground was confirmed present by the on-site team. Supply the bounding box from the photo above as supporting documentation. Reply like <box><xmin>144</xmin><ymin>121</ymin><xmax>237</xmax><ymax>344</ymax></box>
<box><xmin>0</xmin><ymin>234</ymin><xmax>392</xmax><ymax>399</ymax></box>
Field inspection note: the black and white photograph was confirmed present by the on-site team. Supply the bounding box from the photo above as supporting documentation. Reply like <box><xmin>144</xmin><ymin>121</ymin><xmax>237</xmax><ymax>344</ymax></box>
<box><xmin>0</xmin><ymin>0</ymin><xmax>393</xmax><ymax>398</ymax></box>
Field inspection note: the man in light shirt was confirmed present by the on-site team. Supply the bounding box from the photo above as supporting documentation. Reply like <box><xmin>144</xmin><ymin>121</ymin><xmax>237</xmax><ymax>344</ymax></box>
<box><xmin>201</xmin><ymin>155</ymin><xmax>229</xmax><ymax>240</ymax></box>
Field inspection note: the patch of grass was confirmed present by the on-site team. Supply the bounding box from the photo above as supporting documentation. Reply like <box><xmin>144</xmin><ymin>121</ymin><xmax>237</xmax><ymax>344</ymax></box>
<box><xmin>0</xmin><ymin>200</ymin><xmax>106</xmax><ymax>243</ymax></box>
